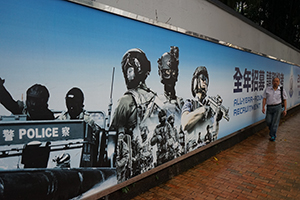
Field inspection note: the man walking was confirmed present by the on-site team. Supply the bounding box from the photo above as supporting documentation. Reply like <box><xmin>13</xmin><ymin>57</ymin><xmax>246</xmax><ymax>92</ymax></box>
<box><xmin>262</xmin><ymin>77</ymin><xmax>287</xmax><ymax>141</ymax></box>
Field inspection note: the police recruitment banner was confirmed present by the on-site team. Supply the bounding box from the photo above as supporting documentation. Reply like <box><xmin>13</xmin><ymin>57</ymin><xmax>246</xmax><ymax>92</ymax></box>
<box><xmin>0</xmin><ymin>0</ymin><xmax>300</xmax><ymax>196</ymax></box>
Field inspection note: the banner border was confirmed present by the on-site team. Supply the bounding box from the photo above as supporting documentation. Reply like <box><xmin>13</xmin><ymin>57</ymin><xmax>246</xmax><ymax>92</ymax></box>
<box><xmin>66</xmin><ymin>0</ymin><xmax>300</xmax><ymax>67</ymax></box>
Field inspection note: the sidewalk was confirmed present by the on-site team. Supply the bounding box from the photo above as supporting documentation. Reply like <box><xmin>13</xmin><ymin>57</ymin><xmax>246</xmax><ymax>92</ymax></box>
<box><xmin>131</xmin><ymin>111</ymin><xmax>300</xmax><ymax>200</ymax></box>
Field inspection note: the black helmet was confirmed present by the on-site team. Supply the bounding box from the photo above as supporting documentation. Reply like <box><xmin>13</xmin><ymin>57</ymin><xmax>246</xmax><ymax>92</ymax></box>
<box><xmin>158</xmin><ymin>109</ymin><xmax>167</xmax><ymax>119</ymax></box>
<box><xmin>157</xmin><ymin>46</ymin><xmax>179</xmax><ymax>84</ymax></box>
<box><xmin>121</xmin><ymin>48</ymin><xmax>151</xmax><ymax>89</ymax></box>
<box><xmin>167</xmin><ymin>114</ymin><xmax>175</xmax><ymax>125</ymax></box>
<box><xmin>66</xmin><ymin>87</ymin><xmax>84</xmax><ymax>104</ymax></box>
<box><xmin>26</xmin><ymin>84</ymin><xmax>50</xmax><ymax>103</ymax></box>
<box><xmin>191</xmin><ymin>66</ymin><xmax>209</xmax><ymax>97</ymax></box>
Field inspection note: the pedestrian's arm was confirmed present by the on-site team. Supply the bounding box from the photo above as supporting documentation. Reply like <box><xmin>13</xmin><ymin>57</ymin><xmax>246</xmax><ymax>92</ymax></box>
<box><xmin>282</xmin><ymin>99</ymin><xmax>287</xmax><ymax>116</ymax></box>
<box><xmin>282</xmin><ymin>89</ymin><xmax>288</xmax><ymax>117</ymax></box>
<box><xmin>262</xmin><ymin>98</ymin><xmax>266</xmax><ymax>114</ymax></box>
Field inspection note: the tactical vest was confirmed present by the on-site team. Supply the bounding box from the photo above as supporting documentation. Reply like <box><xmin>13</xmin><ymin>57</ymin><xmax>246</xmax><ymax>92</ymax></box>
<box><xmin>124</xmin><ymin>87</ymin><xmax>156</xmax><ymax>130</ymax></box>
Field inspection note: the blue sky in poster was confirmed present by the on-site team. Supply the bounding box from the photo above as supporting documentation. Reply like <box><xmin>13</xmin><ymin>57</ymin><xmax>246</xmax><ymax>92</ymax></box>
<box><xmin>0</xmin><ymin>0</ymin><xmax>232</xmax><ymax>109</ymax></box>
<box><xmin>0</xmin><ymin>0</ymin><xmax>299</xmax><ymax>138</ymax></box>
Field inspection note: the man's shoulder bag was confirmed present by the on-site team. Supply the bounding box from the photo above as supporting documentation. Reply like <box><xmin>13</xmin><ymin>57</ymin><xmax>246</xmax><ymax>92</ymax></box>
<box><xmin>280</xmin><ymin>86</ymin><xmax>284</xmax><ymax>108</ymax></box>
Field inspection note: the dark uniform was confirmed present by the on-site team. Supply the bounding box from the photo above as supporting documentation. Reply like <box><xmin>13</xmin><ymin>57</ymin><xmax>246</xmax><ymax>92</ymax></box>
<box><xmin>57</xmin><ymin>87</ymin><xmax>100</xmax><ymax>136</ymax></box>
<box><xmin>156</xmin><ymin>46</ymin><xmax>183</xmax><ymax>115</ymax></box>
<box><xmin>151</xmin><ymin>110</ymin><xmax>175</xmax><ymax>166</ymax></box>
<box><xmin>155</xmin><ymin>46</ymin><xmax>184</xmax><ymax>155</ymax></box>
<box><xmin>181</xmin><ymin>66</ymin><xmax>223</xmax><ymax>152</ymax></box>
<box><xmin>111</xmin><ymin>48</ymin><xmax>156</xmax><ymax>183</ymax></box>
<box><xmin>0</xmin><ymin>78</ymin><xmax>54</xmax><ymax>120</ymax></box>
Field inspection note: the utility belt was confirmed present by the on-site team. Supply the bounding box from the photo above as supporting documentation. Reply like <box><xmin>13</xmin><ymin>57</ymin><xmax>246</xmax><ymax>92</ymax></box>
<box><xmin>267</xmin><ymin>103</ymin><xmax>281</xmax><ymax>107</ymax></box>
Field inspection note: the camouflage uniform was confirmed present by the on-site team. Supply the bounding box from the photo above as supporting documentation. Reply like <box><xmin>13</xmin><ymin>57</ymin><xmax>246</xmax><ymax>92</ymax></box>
<box><xmin>151</xmin><ymin>121</ymin><xmax>175</xmax><ymax>166</ymax></box>
<box><xmin>111</xmin><ymin>48</ymin><xmax>158</xmax><ymax>183</ymax></box>
<box><xmin>115</xmin><ymin>134</ymin><xmax>131</xmax><ymax>183</ymax></box>
<box><xmin>111</xmin><ymin>83</ymin><xmax>156</xmax><ymax>181</ymax></box>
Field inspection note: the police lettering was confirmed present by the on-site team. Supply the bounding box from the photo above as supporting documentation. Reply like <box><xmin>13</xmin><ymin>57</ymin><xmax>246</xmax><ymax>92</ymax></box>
<box><xmin>19</xmin><ymin>127</ymin><xmax>59</xmax><ymax>139</ymax></box>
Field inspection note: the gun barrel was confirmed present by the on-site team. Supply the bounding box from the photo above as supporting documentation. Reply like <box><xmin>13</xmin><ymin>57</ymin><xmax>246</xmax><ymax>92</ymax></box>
<box><xmin>223</xmin><ymin>114</ymin><xmax>230</xmax><ymax>121</ymax></box>
<box><xmin>106</xmin><ymin>67</ymin><xmax>115</xmax><ymax>130</ymax></box>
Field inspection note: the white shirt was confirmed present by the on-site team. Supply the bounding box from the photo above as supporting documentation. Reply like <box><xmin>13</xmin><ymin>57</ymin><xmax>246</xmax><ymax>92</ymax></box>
<box><xmin>262</xmin><ymin>86</ymin><xmax>287</xmax><ymax>105</ymax></box>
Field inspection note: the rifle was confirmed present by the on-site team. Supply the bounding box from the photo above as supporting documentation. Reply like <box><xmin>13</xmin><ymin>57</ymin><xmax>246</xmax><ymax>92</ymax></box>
<box><xmin>207</xmin><ymin>95</ymin><xmax>230</xmax><ymax>121</ymax></box>
<box><xmin>105</xmin><ymin>67</ymin><xmax>115</xmax><ymax>131</ymax></box>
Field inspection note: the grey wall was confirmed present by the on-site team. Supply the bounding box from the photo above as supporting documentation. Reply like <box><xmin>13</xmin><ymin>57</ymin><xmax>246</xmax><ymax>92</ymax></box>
<box><xmin>95</xmin><ymin>0</ymin><xmax>300</xmax><ymax>66</ymax></box>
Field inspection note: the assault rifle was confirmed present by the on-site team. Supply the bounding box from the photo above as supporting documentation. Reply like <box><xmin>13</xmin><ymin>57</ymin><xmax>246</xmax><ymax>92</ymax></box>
<box><xmin>207</xmin><ymin>95</ymin><xmax>230</xmax><ymax>121</ymax></box>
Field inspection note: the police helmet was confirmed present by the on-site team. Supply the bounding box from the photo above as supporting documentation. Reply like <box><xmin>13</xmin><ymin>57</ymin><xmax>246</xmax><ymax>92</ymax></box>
<box><xmin>26</xmin><ymin>84</ymin><xmax>50</xmax><ymax>103</ymax></box>
<box><xmin>157</xmin><ymin>46</ymin><xmax>179</xmax><ymax>83</ymax></box>
<box><xmin>191</xmin><ymin>66</ymin><xmax>209</xmax><ymax>97</ymax></box>
<box><xmin>158</xmin><ymin>109</ymin><xmax>167</xmax><ymax>119</ymax></box>
<box><xmin>167</xmin><ymin>114</ymin><xmax>175</xmax><ymax>125</ymax></box>
<box><xmin>121</xmin><ymin>48</ymin><xmax>151</xmax><ymax>89</ymax></box>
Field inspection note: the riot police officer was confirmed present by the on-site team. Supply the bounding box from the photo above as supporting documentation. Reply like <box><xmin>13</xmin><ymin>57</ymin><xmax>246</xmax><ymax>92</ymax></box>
<box><xmin>167</xmin><ymin>114</ymin><xmax>183</xmax><ymax>157</ymax></box>
<box><xmin>157</xmin><ymin>46</ymin><xmax>180</xmax><ymax>103</ymax></box>
<box><xmin>56</xmin><ymin>87</ymin><xmax>101</xmax><ymax>167</ymax></box>
<box><xmin>151</xmin><ymin>109</ymin><xmax>175</xmax><ymax>166</ymax></box>
<box><xmin>181</xmin><ymin>66</ymin><xmax>223</xmax><ymax>152</ymax></box>
<box><xmin>155</xmin><ymin>46</ymin><xmax>184</xmax><ymax>157</ymax></box>
<box><xmin>111</xmin><ymin>48</ymin><xmax>156</xmax><ymax>183</ymax></box>
<box><xmin>0</xmin><ymin>78</ymin><xmax>54</xmax><ymax>120</ymax></box>
<box><xmin>59</xmin><ymin>87</ymin><xmax>85</xmax><ymax>119</ymax></box>
<box><xmin>57</xmin><ymin>87</ymin><xmax>100</xmax><ymax>135</ymax></box>
<box><xmin>157</xmin><ymin>46</ymin><xmax>184</xmax><ymax>109</ymax></box>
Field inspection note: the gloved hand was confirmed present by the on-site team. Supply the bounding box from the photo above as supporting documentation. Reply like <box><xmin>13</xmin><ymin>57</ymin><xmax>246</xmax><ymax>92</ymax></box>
<box><xmin>156</xmin><ymin>135</ymin><xmax>162</xmax><ymax>143</ymax></box>
<box><xmin>204</xmin><ymin>105</ymin><xmax>213</xmax><ymax>119</ymax></box>
<box><xmin>0</xmin><ymin>77</ymin><xmax>5</xmax><ymax>88</ymax></box>
<box><xmin>216</xmin><ymin>107</ymin><xmax>223</xmax><ymax>121</ymax></box>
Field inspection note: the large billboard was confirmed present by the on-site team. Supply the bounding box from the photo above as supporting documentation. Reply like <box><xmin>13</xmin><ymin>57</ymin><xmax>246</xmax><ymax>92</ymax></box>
<box><xmin>0</xmin><ymin>0</ymin><xmax>300</xmax><ymax>197</ymax></box>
